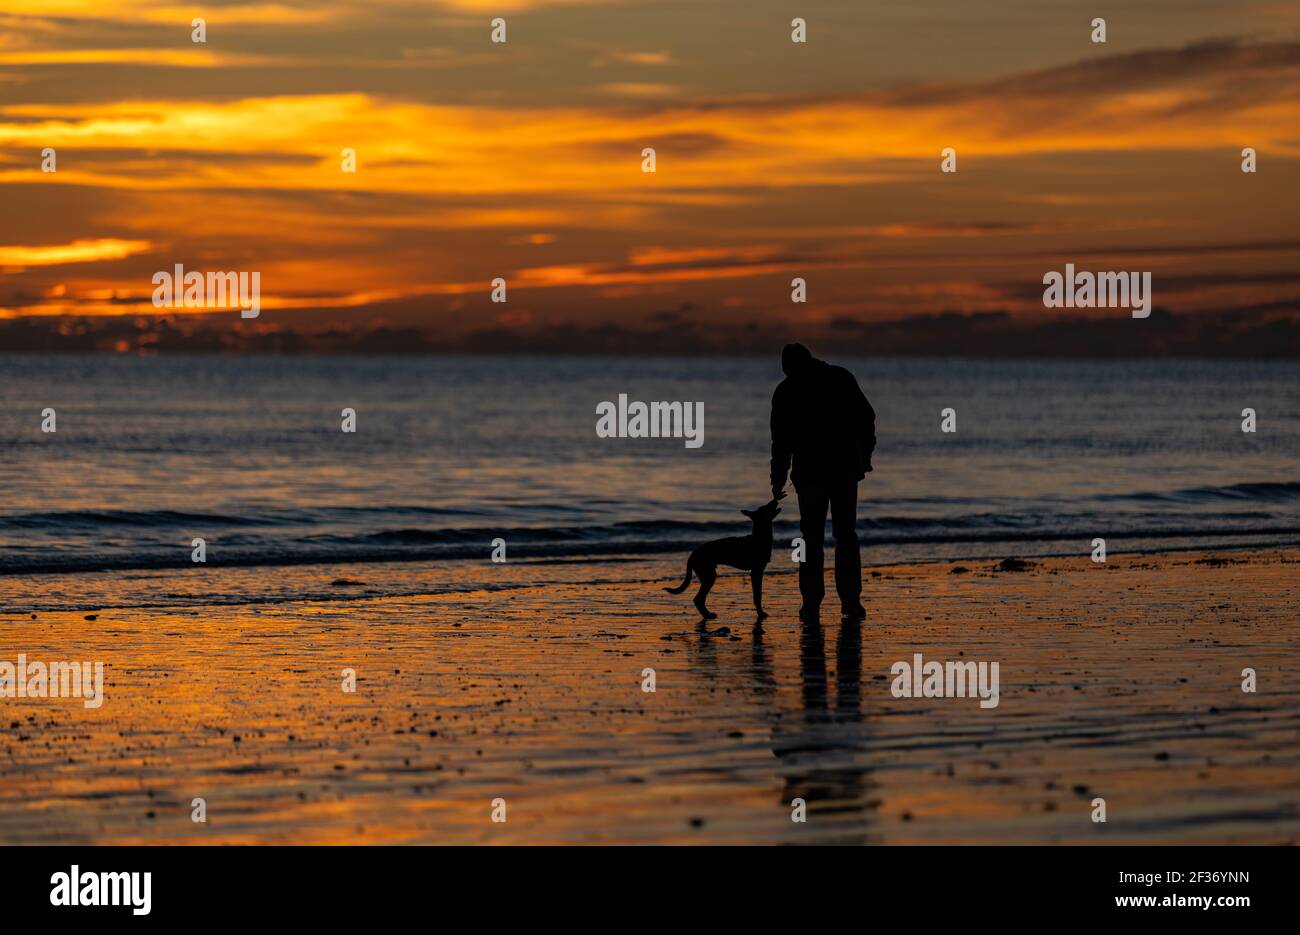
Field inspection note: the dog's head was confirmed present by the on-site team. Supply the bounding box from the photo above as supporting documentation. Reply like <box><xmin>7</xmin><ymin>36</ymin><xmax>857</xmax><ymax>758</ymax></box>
<box><xmin>742</xmin><ymin>491</ymin><xmax>785</xmax><ymax>525</ymax></box>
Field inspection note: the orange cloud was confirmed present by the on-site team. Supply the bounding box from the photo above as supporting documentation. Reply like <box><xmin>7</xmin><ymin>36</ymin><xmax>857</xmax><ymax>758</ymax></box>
<box><xmin>0</xmin><ymin>2</ymin><xmax>338</xmax><ymax>24</ymax></box>
<box><xmin>1</xmin><ymin>40</ymin><xmax>1294</xmax><ymax>200</ymax></box>
<box><xmin>0</xmin><ymin>50</ymin><xmax>283</xmax><ymax>67</ymax></box>
<box><xmin>0</xmin><ymin>238</ymin><xmax>152</xmax><ymax>267</ymax></box>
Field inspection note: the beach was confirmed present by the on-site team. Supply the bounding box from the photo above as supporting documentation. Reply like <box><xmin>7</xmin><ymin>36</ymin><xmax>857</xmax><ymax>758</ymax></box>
<box><xmin>3</xmin><ymin>548</ymin><xmax>1297</xmax><ymax>845</ymax></box>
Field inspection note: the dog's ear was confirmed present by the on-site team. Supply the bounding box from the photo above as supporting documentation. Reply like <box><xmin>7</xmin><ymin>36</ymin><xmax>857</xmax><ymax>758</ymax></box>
<box><xmin>741</xmin><ymin>509</ymin><xmax>754</xmax><ymax>518</ymax></box>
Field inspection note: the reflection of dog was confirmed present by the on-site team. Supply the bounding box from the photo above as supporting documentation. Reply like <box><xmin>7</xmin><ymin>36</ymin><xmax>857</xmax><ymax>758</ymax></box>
<box><xmin>664</xmin><ymin>493</ymin><xmax>785</xmax><ymax>620</ymax></box>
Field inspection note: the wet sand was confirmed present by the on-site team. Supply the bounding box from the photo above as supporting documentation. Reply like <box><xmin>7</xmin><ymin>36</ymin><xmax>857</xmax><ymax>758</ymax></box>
<box><xmin>2</xmin><ymin>549</ymin><xmax>1299</xmax><ymax>844</ymax></box>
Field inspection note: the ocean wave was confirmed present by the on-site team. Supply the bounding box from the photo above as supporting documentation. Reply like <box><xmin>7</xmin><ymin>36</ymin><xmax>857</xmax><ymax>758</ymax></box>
<box><xmin>6</xmin><ymin>479</ymin><xmax>1296</xmax><ymax>535</ymax></box>
<box><xmin>0</xmin><ymin>504</ymin><xmax>493</xmax><ymax>531</ymax></box>
<box><xmin>3</xmin><ymin>519</ymin><xmax>1299</xmax><ymax>576</ymax></box>
<box><xmin>1104</xmin><ymin>481</ymin><xmax>1300</xmax><ymax>504</ymax></box>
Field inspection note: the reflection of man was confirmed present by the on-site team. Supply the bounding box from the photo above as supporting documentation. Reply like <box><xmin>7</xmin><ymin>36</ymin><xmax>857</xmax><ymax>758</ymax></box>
<box><xmin>769</xmin><ymin>343</ymin><xmax>875</xmax><ymax>621</ymax></box>
<box><xmin>768</xmin><ymin>618</ymin><xmax>877</xmax><ymax>844</ymax></box>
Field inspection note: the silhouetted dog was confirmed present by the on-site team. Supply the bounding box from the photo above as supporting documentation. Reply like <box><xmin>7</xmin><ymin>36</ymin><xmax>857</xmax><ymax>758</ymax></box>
<box><xmin>665</xmin><ymin>493</ymin><xmax>785</xmax><ymax>620</ymax></box>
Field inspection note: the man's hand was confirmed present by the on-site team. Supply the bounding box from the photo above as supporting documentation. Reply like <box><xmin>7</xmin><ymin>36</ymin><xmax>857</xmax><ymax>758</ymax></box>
<box><xmin>772</xmin><ymin>484</ymin><xmax>785</xmax><ymax>501</ymax></box>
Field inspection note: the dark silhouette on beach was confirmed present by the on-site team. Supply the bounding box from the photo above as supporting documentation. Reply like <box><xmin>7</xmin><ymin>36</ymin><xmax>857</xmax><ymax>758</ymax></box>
<box><xmin>665</xmin><ymin>493</ymin><xmax>785</xmax><ymax>620</ymax></box>
<box><xmin>770</xmin><ymin>343</ymin><xmax>876</xmax><ymax>620</ymax></box>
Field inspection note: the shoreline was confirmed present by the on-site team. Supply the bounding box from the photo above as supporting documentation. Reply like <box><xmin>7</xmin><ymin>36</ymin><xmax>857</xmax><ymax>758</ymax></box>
<box><xmin>6</xmin><ymin>521</ymin><xmax>1300</xmax><ymax>578</ymax></box>
<box><xmin>5</xmin><ymin>536</ymin><xmax>1300</xmax><ymax>614</ymax></box>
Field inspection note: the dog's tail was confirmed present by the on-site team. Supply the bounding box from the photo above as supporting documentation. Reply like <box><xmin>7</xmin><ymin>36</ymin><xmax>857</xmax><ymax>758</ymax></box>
<box><xmin>664</xmin><ymin>562</ymin><xmax>693</xmax><ymax>594</ymax></box>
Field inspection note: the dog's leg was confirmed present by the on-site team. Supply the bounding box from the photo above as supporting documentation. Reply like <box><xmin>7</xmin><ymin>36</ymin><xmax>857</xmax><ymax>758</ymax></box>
<box><xmin>693</xmin><ymin>566</ymin><xmax>718</xmax><ymax>620</ymax></box>
<box><xmin>750</xmin><ymin>567</ymin><xmax>767</xmax><ymax>619</ymax></box>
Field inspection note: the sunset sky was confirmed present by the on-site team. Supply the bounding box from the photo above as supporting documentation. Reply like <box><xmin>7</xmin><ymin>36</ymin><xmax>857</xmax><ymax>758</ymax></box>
<box><xmin>1</xmin><ymin>0</ymin><xmax>1298</xmax><ymax>350</ymax></box>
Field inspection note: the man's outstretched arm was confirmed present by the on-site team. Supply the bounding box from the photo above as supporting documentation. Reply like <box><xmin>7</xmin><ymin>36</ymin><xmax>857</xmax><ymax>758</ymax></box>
<box><xmin>770</xmin><ymin>386</ymin><xmax>792</xmax><ymax>496</ymax></box>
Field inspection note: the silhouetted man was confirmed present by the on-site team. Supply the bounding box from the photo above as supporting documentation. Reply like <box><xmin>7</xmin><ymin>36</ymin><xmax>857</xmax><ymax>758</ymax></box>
<box><xmin>770</xmin><ymin>343</ymin><xmax>875</xmax><ymax>621</ymax></box>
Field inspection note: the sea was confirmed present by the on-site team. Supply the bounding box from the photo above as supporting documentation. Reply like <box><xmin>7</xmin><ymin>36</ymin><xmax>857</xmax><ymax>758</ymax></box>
<box><xmin>2</xmin><ymin>354</ymin><xmax>1297</xmax><ymax>611</ymax></box>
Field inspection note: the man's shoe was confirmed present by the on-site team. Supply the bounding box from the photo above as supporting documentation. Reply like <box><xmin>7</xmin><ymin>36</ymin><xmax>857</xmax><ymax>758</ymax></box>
<box><xmin>840</xmin><ymin>603</ymin><xmax>866</xmax><ymax>620</ymax></box>
<box><xmin>798</xmin><ymin>605</ymin><xmax>820</xmax><ymax>622</ymax></box>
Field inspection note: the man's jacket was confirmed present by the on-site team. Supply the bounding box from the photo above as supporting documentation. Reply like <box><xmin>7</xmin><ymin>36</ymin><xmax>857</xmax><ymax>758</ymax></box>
<box><xmin>770</xmin><ymin>358</ymin><xmax>876</xmax><ymax>490</ymax></box>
